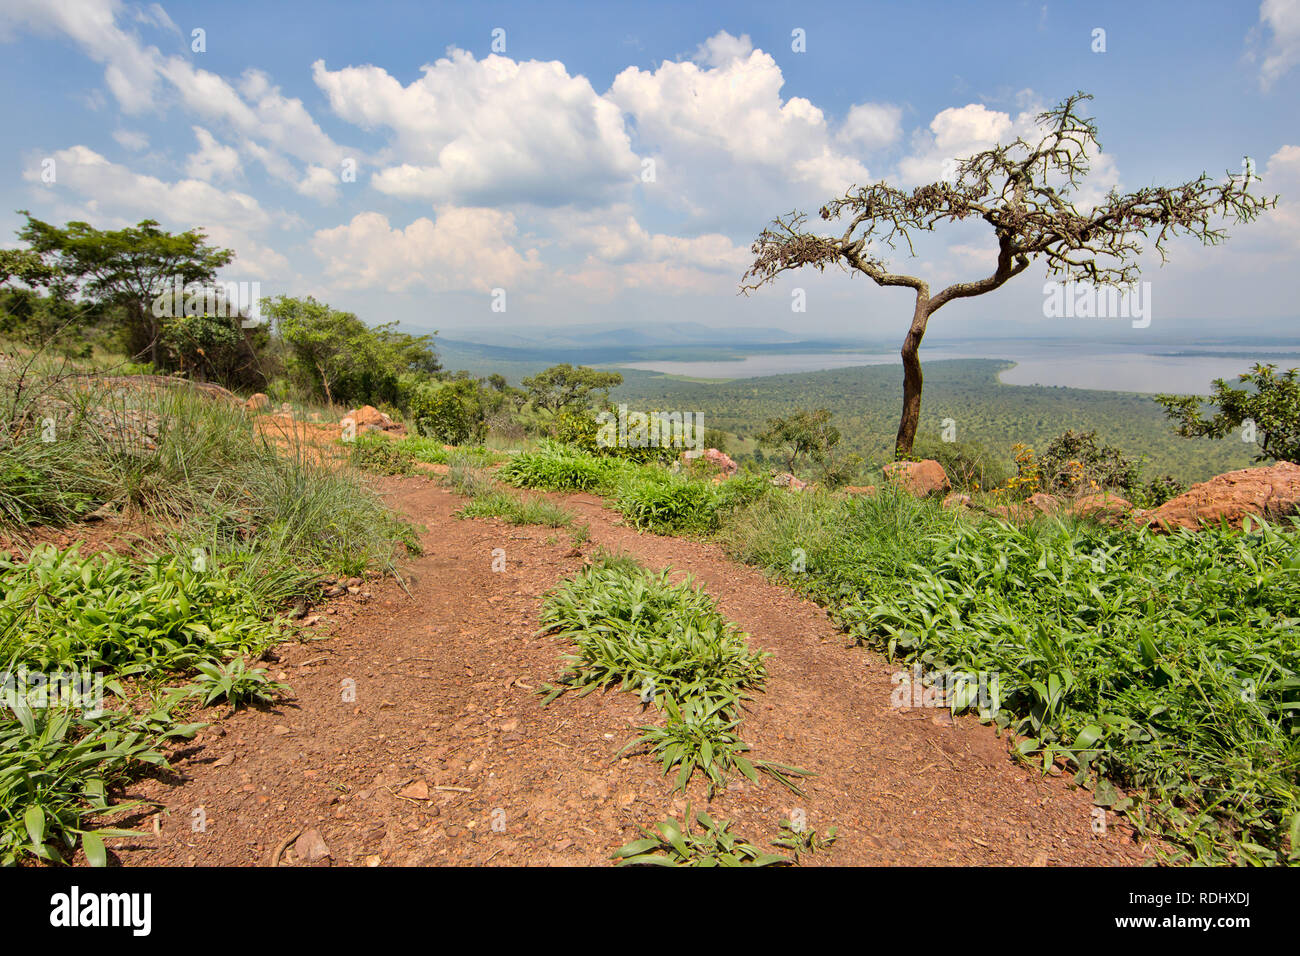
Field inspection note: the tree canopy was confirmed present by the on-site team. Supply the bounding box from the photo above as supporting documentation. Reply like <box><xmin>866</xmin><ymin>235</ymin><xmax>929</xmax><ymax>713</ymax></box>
<box><xmin>17</xmin><ymin>212</ymin><xmax>235</xmax><ymax>365</ymax></box>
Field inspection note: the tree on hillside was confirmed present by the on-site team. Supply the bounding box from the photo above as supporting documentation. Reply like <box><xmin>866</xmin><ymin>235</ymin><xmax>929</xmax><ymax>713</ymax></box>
<box><xmin>740</xmin><ymin>93</ymin><xmax>1276</xmax><ymax>457</ymax></box>
<box><xmin>1156</xmin><ymin>363</ymin><xmax>1299</xmax><ymax>464</ymax></box>
<box><xmin>757</xmin><ymin>408</ymin><xmax>840</xmax><ymax>474</ymax></box>
<box><xmin>16</xmin><ymin>213</ymin><xmax>235</xmax><ymax>366</ymax></box>
<box><xmin>521</xmin><ymin>363</ymin><xmax>623</xmax><ymax>413</ymax></box>
<box><xmin>264</xmin><ymin>294</ymin><xmax>438</xmax><ymax>407</ymax></box>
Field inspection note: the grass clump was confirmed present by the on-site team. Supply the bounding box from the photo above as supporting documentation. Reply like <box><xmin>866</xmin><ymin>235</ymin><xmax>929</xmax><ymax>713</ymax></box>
<box><xmin>401</xmin><ymin>437</ymin><xmax>506</xmax><ymax>467</ymax></box>
<box><xmin>499</xmin><ymin>440</ymin><xmax>635</xmax><ymax>493</ymax></box>
<box><xmin>613</xmin><ymin>805</ymin><xmax>789</xmax><ymax>867</ymax></box>
<box><xmin>457</xmin><ymin>491</ymin><xmax>576</xmax><ymax>528</ymax></box>
<box><xmin>538</xmin><ymin>551</ymin><xmax>807</xmax><ymax>796</ymax></box>
<box><xmin>347</xmin><ymin>432</ymin><xmax>416</xmax><ymax>475</ymax></box>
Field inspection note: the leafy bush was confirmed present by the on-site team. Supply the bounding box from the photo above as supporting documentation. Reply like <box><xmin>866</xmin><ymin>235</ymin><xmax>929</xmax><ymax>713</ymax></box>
<box><xmin>1157</xmin><ymin>363</ymin><xmax>1300</xmax><ymax>464</ymax></box>
<box><xmin>407</xmin><ymin>379</ymin><xmax>489</xmax><ymax>445</ymax></box>
<box><xmin>347</xmin><ymin>432</ymin><xmax>415</xmax><ymax>476</ymax></box>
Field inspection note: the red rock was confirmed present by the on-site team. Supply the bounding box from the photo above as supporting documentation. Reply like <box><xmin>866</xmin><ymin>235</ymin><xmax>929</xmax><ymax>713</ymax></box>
<box><xmin>1139</xmin><ymin>462</ymin><xmax>1300</xmax><ymax>531</ymax></box>
<box><xmin>293</xmin><ymin>828</ymin><xmax>332</xmax><ymax>864</ymax></box>
<box><xmin>1027</xmin><ymin>492</ymin><xmax>1063</xmax><ymax>514</ymax></box>
<box><xmin>844</xmin><ymin>485</ymin><xmax>878</xmax><ymax>496</ymax></box>
<box><xmin>942</xmin><ymin>492</ymin><xmax>973</xmax><ymax>509</ymax></box>
<box><xmin>398</xmin><ymin>779</ymin><xmax>430</xmax><ymax>800</ymax></box>
<box><xmin>682</xmin><ymin>447</ymin><xmax>738</xmax><ymax>476</ymax></box>
<box><xmin>245</xmin><ymin>392</ymin><xmax>269</xmax><ymax>412</ymax></box>
<box><xmin>1072</xmin><ymin>491</ymin><xmax>1133</xmax><ymax>521</ymax></box>
<box><xmin>344</xmin><ymin>405</ymin><xmax>408</xmax><ymax>437</ymax></box>
<box><xmin>882</xmin><ymin>459</ymin><xmax>951</xmax><ymax>497</ymax></box>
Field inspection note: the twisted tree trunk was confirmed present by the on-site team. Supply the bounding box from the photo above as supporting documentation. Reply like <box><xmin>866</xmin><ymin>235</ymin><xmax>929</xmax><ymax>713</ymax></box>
<box><xmin>895</xmin><ymin>294</ymin><xmax>932</xmax><ymax>458</ymax></box>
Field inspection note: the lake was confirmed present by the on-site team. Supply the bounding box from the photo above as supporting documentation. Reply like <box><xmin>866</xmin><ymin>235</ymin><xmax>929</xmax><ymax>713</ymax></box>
<box><xmin>621</xmin><ymin>346</ymin><xmax>1300</xmax><ymax>394</ymax></box>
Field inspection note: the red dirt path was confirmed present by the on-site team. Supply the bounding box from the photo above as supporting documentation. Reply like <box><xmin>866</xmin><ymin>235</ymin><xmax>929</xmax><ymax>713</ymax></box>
<box><xmin>110</xmin><ymin>475</ymin><xmax>1156</xmax><ymax>866</ymax></box>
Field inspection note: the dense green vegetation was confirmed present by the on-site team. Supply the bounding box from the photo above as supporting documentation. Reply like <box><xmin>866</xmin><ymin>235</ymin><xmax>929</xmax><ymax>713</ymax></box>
<box><xmin>722</xmin><ymin>483</ymin><xmax>1300</xmax><ymax>864</ymax></box>
<box><xmin>613</xmin><ymin>360</ymin><xmax>1256</xmax><ymax>485</ymax></box>
<box><xmin>0</xmin><ymin>365</ymin><xmax>416</xmax><ymax>865</ymax></box>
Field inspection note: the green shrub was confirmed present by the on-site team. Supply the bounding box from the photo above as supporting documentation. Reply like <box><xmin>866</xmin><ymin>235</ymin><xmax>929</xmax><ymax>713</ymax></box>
<box><xmin>347</xmin><ymin>432</ymin><xmax>415</xmax><ymax>475</ymax></box>
<box><xmin>408</xmin><ymin>379</ymin><xmax>488</xmax><ymax>444</ymax></box>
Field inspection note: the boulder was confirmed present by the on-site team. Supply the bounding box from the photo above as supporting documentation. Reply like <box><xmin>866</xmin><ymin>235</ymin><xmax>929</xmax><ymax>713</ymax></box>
<box><xmin>245</xmin><ymin>392</ymin><xmax>270</xmax><ymax>412</ymax></box>
<box><xmin>683</xmin><ymin>447</ymin><xmax>738</xmax><ymax>476</ymax></box>
<box><xmin>1072</xmin><ymin>491</ymin><xmax>1133</xmax><ymax>522</ymax></box>
<box><xmin>1027</xmin><ymin>492</ymin><xmax>1063</xmax><ymax>514</ymax></box>
<box><xmin>344</xmin><ymin>404</ymin><xmax>408</xmax><ymax>437</ymax></box>
<box><xmin>1139</xmin><ymin>462</ymin><xmax>1300</xmax><ymax>531</ymax></box>
<box><xmin>771</xmin><ymin>473</ymin><xmax>809</xmax><ymax>492</ymax></box>
<box><xmin>942</xmin><ymin>492</ymin><xmax>973</xmax><ymax>510</ymax></box>
<box><xmin>882</xmin><ymin>459</ymin><xmax>951</xmax><ymax>497</ymax></box>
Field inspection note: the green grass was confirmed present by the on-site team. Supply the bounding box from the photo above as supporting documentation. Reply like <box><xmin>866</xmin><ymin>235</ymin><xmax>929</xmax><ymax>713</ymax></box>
<box><xmin>501</xmin><ymin>441</ymin><xmax>772</xmax><ymax>535</ymax></box>
<box><xmin>721</xmin><ymin>490</ymin><xmax>1300</xmax><ymax>865</ymax></box>
<box><xmin>538</xmin><ymin>552</ymin><xmax>807</xmax><ymax>797</ymax></box>
<box><xmin>457</xmin><ymin>491</ymin><xmax>576</xmax><ymax>528</ymax></box>
<box><xmin>0</xmin><ymin>368</ymin><xmax>419</xmax><ymax>865</ymax></box>
<box><xmin>400</xmin><ymin>436</ymin><xmax>507</xmax><ymax>467</ymax></box>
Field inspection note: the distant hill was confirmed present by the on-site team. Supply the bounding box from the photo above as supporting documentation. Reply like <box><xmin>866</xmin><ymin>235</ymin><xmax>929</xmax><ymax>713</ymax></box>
<box><xmin>436</xmin><ymin>320</ymin><xmax>806</xmax><ymax>350</ymax></box>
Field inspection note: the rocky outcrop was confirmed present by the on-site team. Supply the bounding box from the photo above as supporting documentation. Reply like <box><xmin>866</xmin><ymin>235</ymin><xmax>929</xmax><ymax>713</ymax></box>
<box><xmin>1138</xmin><ymin>462</ymin><xmax>1300</xmax><ymax>531</ymax></box>
<box><xmin>683</xmin><ymin>448</ymin><xmax>738</xmax><ymax>476</ymax></box>
<box><xmin>343</xmin><ymin>405</ymin><xmax>408</xmax><ymax>437</ymax></box>
<box><xmin>1027</xmin><ymin>492</ymin><xmax>1063</xmax><ymax>514</ymax></box>
<box><xmin>1072</xmin><ymin>491</ymin><xmax>1133</xmax><ymax>522</ymax></box>
<box><xmin>882</xmin><ymin>459</ymin><xmax>951</xmax><ymax>497</ymax></box>
<box><xmin>771</xmin><ymin>473</ymin><xmax>809</xmax><ymax>492</ymax></box>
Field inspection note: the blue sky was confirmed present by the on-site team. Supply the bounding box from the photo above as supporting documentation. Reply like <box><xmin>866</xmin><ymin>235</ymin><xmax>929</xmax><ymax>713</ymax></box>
<box><xmin>1</xmin><ymin>0</ymin><xmax>1297</xmax><ymax>345</ymax></box>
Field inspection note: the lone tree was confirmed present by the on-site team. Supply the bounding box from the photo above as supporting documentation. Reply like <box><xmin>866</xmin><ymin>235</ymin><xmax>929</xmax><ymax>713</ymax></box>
<box><xmin>740</xmin><ymin>93</ymin><xmax>1276</xmax><ymax>457</ymax></box>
